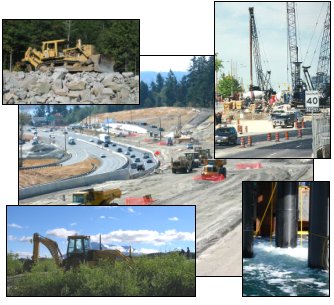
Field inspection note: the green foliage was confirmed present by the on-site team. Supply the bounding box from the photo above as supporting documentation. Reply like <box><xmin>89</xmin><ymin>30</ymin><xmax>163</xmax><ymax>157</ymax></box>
<box><xmin>2</xmin><ymin>20</ymin><xmax>139</xmax><ymax>73</ymax></box>
<box><xmin>217</xmin><ymin>75</ymin><xmax>242</xmax><ymax>98</ymax></box>
<box><xmin>30</xmin><ymin>259</ymin><xmax>58</xmax><ymax>273</ymax></box>
<box><xmin>7</xmin><ymin>253</ymin><xmax>23</xmax><ymax>276</ymax></box>
<box><xmin>140</xmin><ymin>56</ymin><xmax>214</xmax><ymax>108</ymax></box>
<box><xmin>215</xmin><ymin>53</ymin><xmax>223</xmax><ymax>72</ymax></box>
<box><xmin>8</xmin><ymin>254</ymin><xmax>195</xmax><ymax>296</ymax></box>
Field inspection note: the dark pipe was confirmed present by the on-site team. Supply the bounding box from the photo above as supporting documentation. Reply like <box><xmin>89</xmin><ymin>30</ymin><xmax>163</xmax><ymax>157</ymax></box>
<box><xmin>243</xmin><ymin>182</ymin><xmax>256</xmax><ymax>258</ymax></box>
<box><xmin>308</xmin><ymin>182</ymin><xmax>329</xmax><ymax>270</ymax></box>
<box><xmin>275</xmin><ymin>182</ymin><xmax>298</xmax><ymax>248</ymax></box>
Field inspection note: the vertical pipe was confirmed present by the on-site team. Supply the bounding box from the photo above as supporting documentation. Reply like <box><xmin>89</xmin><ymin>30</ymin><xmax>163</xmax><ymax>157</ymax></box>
<box><xmin>275</xmin><ymin>182</ymin><xmax>298</xmax><ymax>248</ymax></box>
<box><xmin>243</xmin><ymin>182</ymin><xmax>256</xmax><ymax>258</ymax></box>
<box><xmin>308</xmin><ymin>182</ymin><xmax>329</xmax><ymax>269</ymax></box>
<box><xmin>249</xmin><ymin>8</ymin><xmax>253</xmax><ymax>89</ymax></box>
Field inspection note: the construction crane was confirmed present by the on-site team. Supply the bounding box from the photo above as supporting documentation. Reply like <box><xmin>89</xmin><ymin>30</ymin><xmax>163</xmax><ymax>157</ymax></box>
<box><xmin>315</xmin><ymin>3</ymin><xmax>330</xmax><ymax>104</ymax></box>
<box><xmin>249</xmin><ymin>7</ymin><xmax>273</xmax><ymax>99</ymax></box>
<box><xmin>287</xmin><ymin>2</ymin><xmax>305</xmax><ymax>109</ymax></box>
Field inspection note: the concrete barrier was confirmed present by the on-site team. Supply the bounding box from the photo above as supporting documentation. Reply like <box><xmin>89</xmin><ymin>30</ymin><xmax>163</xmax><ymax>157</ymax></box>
<box><xmin>19</xmin><ymin>169</ymin><xmax>129</xmax><ymax>200</ymax></box>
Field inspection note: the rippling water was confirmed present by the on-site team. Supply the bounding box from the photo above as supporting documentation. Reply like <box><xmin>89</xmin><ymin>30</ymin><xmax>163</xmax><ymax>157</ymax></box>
<box><xmin>243</xmin><ymin>237</ymin><xmax>329</xmax><ymax>296</ymax></box>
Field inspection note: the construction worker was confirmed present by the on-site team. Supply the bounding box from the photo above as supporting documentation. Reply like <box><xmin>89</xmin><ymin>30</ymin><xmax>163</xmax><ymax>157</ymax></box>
<box><xmin>186</xmin><ymin>247</ymin><xmax>190</xmax><ymax>259</ymax></box>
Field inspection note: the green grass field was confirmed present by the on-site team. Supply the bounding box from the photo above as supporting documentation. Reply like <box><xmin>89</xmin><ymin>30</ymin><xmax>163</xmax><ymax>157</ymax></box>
<box><xmin>7</xmin><ymin>253</ymin><xmax>195</xmax><ymax>296</ymax></box>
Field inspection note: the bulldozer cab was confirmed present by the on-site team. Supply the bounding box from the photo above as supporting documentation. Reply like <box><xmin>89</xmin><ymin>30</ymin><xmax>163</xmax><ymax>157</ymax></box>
<box><xmin>41</xmin><ymin>40</ymin><xmax>67</xmax><ymax>59</ymax></box>
<box><xmin>67</xmin><ymin>235</ymin><xmax>91</xmax><ymax>257</ymax></box>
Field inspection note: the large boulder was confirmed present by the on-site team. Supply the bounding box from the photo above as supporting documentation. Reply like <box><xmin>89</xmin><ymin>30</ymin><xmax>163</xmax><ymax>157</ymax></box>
<box><xmin>102</xmin><ymin>88</ymin><xmax>115</xmax><ymax>96</ymax></box>
<box><xmin>55</xmin><ymin>96</ymin><xmax>70</xmax><ymax>103</ymax></box>
<box><xmin>67</xmin><ymin>80</ymin><xmax>86</xmax><ymax>91</ymax></box>
<box><xmin>33</xmin><ymin>81</ymin><xmax>51</xmax><ymax>95</ymax></box>
<box><xmin>51</xmin><ymin>67</ymin><xmax>68</xmax><ymax>81</ymax></box>
<box><xmin>122</xmin><ymin>72</ymin><xmax>134</xmax><ymax>78</ymax></box>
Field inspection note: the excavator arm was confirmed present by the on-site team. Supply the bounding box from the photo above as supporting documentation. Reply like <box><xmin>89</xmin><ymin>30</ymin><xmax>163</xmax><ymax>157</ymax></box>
<box><xmin>32</xmin><ymin>233</ymin><xmax>63</xmax><ymax>267</ymax></box>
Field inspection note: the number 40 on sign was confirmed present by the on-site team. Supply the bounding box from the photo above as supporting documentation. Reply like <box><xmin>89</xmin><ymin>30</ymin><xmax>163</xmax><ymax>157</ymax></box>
<box><xmin>305</xmin><ymin>91</ymin><xmax>319</xmax><ymax>112</ymax></box>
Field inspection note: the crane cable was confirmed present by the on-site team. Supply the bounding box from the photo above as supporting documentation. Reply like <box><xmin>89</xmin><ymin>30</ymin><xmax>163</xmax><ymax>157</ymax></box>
<box><xmin>255</xmin><ymin>182</ymin><xmax>277</xmax><ymax>237</ymax></box>
<box><xmin>304</xmin><ymin>3</ymin><xmax>324</xmax><ymax>65</ymax></box>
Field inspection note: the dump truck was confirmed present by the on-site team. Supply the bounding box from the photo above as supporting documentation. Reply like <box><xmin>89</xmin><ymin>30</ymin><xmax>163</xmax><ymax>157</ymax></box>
<box><xmin>171</xmin><ymin>156</ymin><xmax>193</xmax><ymax>173</ymax></box>
<box><xmin>22</xmin><ymin>39</ymin><xmax>113</xmax><ymax>72</ymax></box>
<box><xmin>24</xmin><ymin>233</ymin><xmax>133</xmax><ymax>271</ymax></box>
<box><xmin>72</xmin><ymin>188</ymin><xmax>121</xmax><ymax>205</ymax></box>
<box><xmin>202</xmin><ymin>159</ymin><xmax>227</xmax><ymax>177</ymax></box>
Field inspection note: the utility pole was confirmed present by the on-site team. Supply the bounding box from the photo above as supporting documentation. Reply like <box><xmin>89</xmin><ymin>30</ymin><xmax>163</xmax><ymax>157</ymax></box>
<box><xmin>64</xmin><ymin>131</ymin><xmax>67</xmax><ymax>153</ymax></box>
<box><xmin>159</xmin><ymin>117</ymin><xmax>162</xmax><ymax>141</ymax></box>
<box><xmin>107</xmin><ymin>118</ymin><xmax>110</xmax><ymax>136</ymax></box>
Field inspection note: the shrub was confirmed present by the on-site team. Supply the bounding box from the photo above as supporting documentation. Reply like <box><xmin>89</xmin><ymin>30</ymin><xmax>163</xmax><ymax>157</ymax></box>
<box><xmin>7</xmin><ymin>253</ymin><xmax>23</xmax><ymax>276</ymax></box>
<box><xmin>7</xmin><ymin>253</ymin><xmax>195</xmax><ymax>296</ymax></box>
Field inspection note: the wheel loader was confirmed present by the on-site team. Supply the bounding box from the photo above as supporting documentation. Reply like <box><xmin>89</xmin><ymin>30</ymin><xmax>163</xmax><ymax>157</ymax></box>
<box><xmin>202</xmin><ymin>159</ymin><xmax>227</xmax><ymax>177</ymax></box>
<box><xmin>72</xmin><ymin>188</ymin><xmax>121</xmax><ymax>205</ymax></box>
<box><xmin>22</xmin><ymin>39</ymin><xmax>114</xmax><ymax>72</ymax></box>
<box><xmin>24</xmin><ymin>233</ymin><xmax>133</xmax><ymax>271</ymax></box>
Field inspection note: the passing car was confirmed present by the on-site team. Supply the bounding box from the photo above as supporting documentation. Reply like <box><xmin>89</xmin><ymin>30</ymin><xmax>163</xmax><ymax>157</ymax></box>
<box><xmin>103</xmin><ymin>143</ymin><xmax>109</xmax><ymax>147</ymax></box>
<box><xmin>130</xmin><ymin>163</ymin><xmax>138</xmax><ymax>169</ymax></box>
<box><xmin>112</xmin><ymin>143</ymin><xmax>117</xmax><ymax>147</ymax></box>
<box><xmin>89</xmin><ymin>139</ymin><xmax>94</xmax><ymax>142</ymax></box>
<box><xmin>100</xmin><ymin>153</ymin><xmax>106</xmax><ymax>158</ymax></box>
<box><xmin>127</xmin><ymin>146</ymin><xmax>133</xmax><ymax>151</ymax></box>
<box><xmin>125</xmin><ymin>151</ymin><xmax>130</xmax><ymax>155</ymax></box>
<box><xmin>135</xmin><ymin>157</ymin><xmax>141</xmax><ymax>162</ymax></box>
<box><xmin>117</xmin><ymin>147</ymin><xmax>123</xmax><ymax>152</ymax></box>
<box><xmin>186</xmin><ymin>143</ymin><xmax>193</xmax><ymax>149</ymax></box>
<box><xmin>143</xmin><ymin>152</ymin><xmax>150</xmax><ymax>159</ymax></box>
<box><xmin>215</xmin><ymin>127</ymin><xmax>238</xmax><ymax>145</ymax></box>
<box><xmin>137</xmin><ymin>163</ymin><xmax>145</xmax><ymax>171</ymax></box>
<box><xmin>272</xmin><ymin>113</ymin><xmax>295</xmax><ymax>128</ymax></box>
<box><xmin>130</xmin><ymin>154</ymin><xmax>136</xmax><ymax>158</ymax></box>
<box><xmin>146</xmin><ymin>159</ymin><xmax>153</xmax><ymax>164</ymax></box>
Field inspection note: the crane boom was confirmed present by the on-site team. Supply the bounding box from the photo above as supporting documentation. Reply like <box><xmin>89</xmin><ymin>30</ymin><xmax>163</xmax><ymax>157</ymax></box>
<box><xmin>316</xmin><ymin>3</ymin><xmax>330</xmax><ymax>90</ymax></box>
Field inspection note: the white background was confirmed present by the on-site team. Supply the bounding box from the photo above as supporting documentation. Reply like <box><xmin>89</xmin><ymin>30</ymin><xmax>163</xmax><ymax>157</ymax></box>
<box><xmin>1</xmin><ymin>0</ymin><xmax>333</xmax><ymax>303</ymax></box>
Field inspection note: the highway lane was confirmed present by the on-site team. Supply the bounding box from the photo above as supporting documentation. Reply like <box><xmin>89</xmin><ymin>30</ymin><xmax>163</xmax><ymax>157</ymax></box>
<box><xmin>215</xmin><ymin>135</ymin><xmax>313</xmax><ymax>158</ymax></box>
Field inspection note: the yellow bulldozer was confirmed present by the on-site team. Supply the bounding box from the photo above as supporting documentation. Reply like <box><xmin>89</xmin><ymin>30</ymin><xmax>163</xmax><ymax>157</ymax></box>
<box><xmin>24</xmin><ymin>233</ymin><xmax>133</xmax><ymax>271</ymax></box>
<box><xmin>202</xmin><ymin>159</ymin><xmax>227</xmax><ymax>177</ymax></box>
<box><xmin>72</xmin><ymin>188</ymin><xmax>122</xmax><ymax>205</ymax></box>
<box><xmin>22</xmin><ymin>39</ymin><xmax>113</xmax><ymax>72</ymax></box>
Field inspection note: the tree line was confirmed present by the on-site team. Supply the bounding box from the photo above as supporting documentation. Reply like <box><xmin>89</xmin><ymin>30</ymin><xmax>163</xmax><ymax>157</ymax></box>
<box><xmin>3</xmin><ymin>19</ymin><xmax>139</xmax><ymax>73</ymax></box>
<box><xmin>140</xmin><ymin>56</ymin><xmax>214</xmax><ymax>108</ymax></box>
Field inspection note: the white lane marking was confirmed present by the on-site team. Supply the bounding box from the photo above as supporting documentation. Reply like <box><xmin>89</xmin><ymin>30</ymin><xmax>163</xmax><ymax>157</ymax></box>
<box><xmin>270</xmin><ymin>152</ymin><xmax>278</xmax><ymax>156</ymax></box>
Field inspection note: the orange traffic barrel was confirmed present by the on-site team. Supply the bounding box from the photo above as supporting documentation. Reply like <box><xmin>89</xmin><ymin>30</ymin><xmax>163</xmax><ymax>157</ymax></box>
<box><xmin>285</xmin><ymin>131</ymin><xmax>289</xmax><ymax>140</ymax></box>
<box><xmin>240</xmin><ymin>137</ymin><xmax>245</xmax><ymax>148</ymax></box>
<box><xmin>247</xmin><ymin>136</ymin><xmax>252</xmax><ymax>146</ymax></box>
<box><xmin>275</xmin><ymin>132</ymin><xmax>280</xmax><ymax>142</ymax></box>
<box><xmin>294</xmin><ymin>121</ymin><xmax>299</xmax><ymax>128</ymax></box>
<box><xmin>237</xmin><ymin>119</ymin><xmax>240</xmax><ymax>125</ymax></box>
<box><xmin>267</xmin><ymin>133</ymin><xmax>272</xmax><ymax>141</ymax></box>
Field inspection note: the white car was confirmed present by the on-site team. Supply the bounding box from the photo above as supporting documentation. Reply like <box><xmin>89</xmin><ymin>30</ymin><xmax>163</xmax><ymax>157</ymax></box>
<box><xmin>100</xmin><ymin>153</ymin><xmax>106</xmax><ymax>158</ymax></box>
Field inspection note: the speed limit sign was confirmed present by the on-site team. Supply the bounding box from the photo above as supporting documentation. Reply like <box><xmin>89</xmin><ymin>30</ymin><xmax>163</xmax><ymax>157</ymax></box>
<box><xmin>305</xmin><ymin>91</ymin><xmax>319</xmax><ymax>112</ymax></box>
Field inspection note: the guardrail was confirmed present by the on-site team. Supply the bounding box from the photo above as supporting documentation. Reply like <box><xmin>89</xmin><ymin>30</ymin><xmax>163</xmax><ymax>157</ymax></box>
<box><xmin>19</xmin><ymin>153</ymin><xmax>72</xmax><ymax>170</ymax></box>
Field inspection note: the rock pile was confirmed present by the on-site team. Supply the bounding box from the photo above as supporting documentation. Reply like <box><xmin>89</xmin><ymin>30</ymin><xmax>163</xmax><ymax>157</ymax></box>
<box><xmin>3</xmin><ymin>68</ymin><xmax>139</xmax><ymax>104</ymax></box>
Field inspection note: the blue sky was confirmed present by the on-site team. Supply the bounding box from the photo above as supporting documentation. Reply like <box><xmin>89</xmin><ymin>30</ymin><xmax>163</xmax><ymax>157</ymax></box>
<box><xmin>215</xmin><ymin>2</ymin><xmax>328</xmax><ymax>91</ymax></box>
<box><xmin>7</xmin><ymin>206</ymin><xmax>195</xmax><ymax>258</ymax></box>
<box><xmin>141</xmin><ymin>56</ymin><xmax>198</xmax><ymax>72</ymax></box>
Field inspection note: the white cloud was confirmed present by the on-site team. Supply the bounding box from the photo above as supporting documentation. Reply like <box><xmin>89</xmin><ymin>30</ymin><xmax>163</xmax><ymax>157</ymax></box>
<box><xmin>7</xmin><ymin>235</ymin><xmax>32</xmax><ymax>242</ymax></box>
<box><xmin>168</xmin><ymin>217</ymin><xmax>179</xmax><ymax>221</ymax></box>
<box><xmin>8</xmin><ymin>223</ymin><xmax>23</xmax><ymax>229</ymax></box>
<box><xmin>100</xmin><ymin>216</ymin><xmax>106</xmax><ymax>219</ymax></box>
<box><xmin>90</xmin><ymin>229</ymin><xmax>194</xmax><ymax>246</ymax></box>
<box><xmin>133</xmin><ymin>248</ymin><xmax>160</xmax><ymax>255</ymax></box>
<box><xmin>127</xmin><ymin>207</ymin><xmax>135</xmax><ymax>213</ymax></box>
<box><xmin>8</xmin><ymin>251</ymin><xmax>32</xmax><ymax>258</ymax></box>
<box><xmin>46</xmin><ymin>228</ymin><xmax>78</xmax><ymax>239</ymax></box>
<box><xmin>70</xmin><ymin>223</ymin><xmax>77</xmax><ymax>227</ymax></box>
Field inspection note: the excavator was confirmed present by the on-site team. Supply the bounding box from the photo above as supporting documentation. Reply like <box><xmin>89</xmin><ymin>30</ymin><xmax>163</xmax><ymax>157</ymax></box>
<box><xmin>72</xmin><ymin>188</ymin><xmax>122</xmax><ymax>205</ymax></box>
<box><xmin>24</xmin><ymin>233</ymin><xmax>133</xmax><ymax>271</ymax></box>
<box><xmin>21</xmin><ymin>39</ymin><xmax>113</xmax><ymax>72</ymax></box>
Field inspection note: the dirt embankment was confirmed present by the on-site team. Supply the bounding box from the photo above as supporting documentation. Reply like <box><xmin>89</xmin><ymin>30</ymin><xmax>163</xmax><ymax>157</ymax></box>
<box><xmin>83</xmin><ymin>107</ymin><xmax>208</xmax><ymax>131</ymax></box>
<box><xmin>22</xmin><ymin>158</ymin><xmax>58</xmax><ymax>167</ymax></box>
<box><xmin>19</xmin><ymin>157</ymin><xmax>100</xmax><ymax>188</ymax></box>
